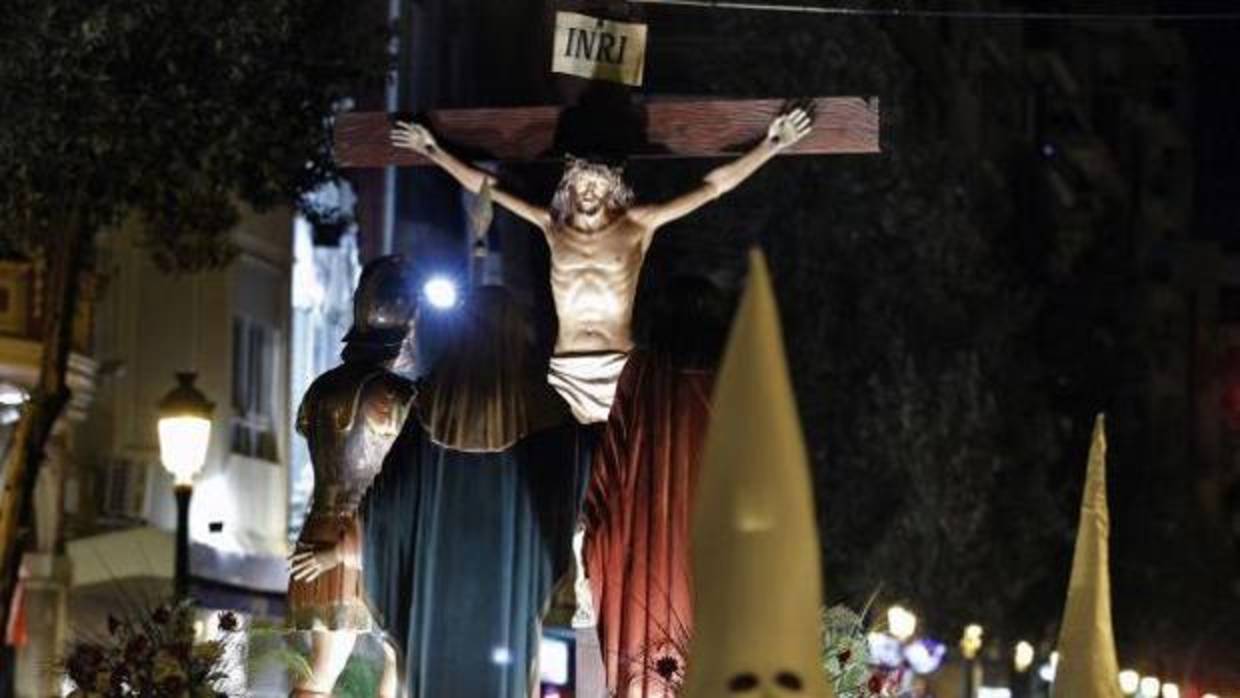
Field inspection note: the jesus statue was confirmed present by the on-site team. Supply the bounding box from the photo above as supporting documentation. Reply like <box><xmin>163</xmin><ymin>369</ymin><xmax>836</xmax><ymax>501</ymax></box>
<box><xmin>390</xmin><ymin>107</ymin><xmax>812</xmax><ymax>424</ymax></box>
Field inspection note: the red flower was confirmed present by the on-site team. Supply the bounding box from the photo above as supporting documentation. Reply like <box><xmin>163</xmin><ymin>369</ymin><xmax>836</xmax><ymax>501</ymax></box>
<box><xmin>868</xmin><ymin>673</ymin><xmax>884</xmax><ymax>694</ymax></box>
<box><xmin>158</xmin><ymin>674</ymin><xmax>186</xmax><ymax>695</ymax></box>
<box><xmin>655</xmin><ymin>655</ymin><xmax>680</xmax><ymax>680</ymax></box>
<box><xmin>217</xmin><ymin>611</ymin><xmax>239</xmax><ymax>632</ymax></box>
<box><xmin>170</xmin><ymin>640</ymin><xmax>192</xmax><ymax>662</ymax></box>
<box><xmin>124</xmin><ymin>635</ymin><xmax>151</xmax><ymax>662</ymax></box>
<box><xmin>65</xmin><ymin>644</ymin><xmax>105</xmax><ymax>684</ymax></box>
<box><xmin>151</xmin><ymin>605</ymin><xmax>171</xmax><ymax>625</ymax></box>
<box><xmin>110</xmin><ymin>665</ymin><xmax>130</xmax><ymax>692</ymax></box>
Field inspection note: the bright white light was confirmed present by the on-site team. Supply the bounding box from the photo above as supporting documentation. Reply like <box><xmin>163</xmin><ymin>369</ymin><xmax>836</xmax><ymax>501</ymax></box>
<box><xmin>158</xmin><ymin>415</ymin><xmax>212</xmax><ymax>486</ymax></box>
<box><xmin>1202</xmin><ymin>693</ymin><xmax>1219</xmax><ymax>698</ymax></box>
<box><xmin>1013</xmin><ymin>641</ymin><xmax>1035</xmax><ymax>673</ymax></box>
<box><xmin>1160</xmin><ymin>683</ymin><xmax>1179</xmax><ymax>698</ymax></box>
<box><xmin>423</xmin><ymin>276</ymin><xmax>459</xmax><ymax>309</ymax></box>
<box><xmin>0</xmin><ymin>406</ymin><xmax>21</xmax><ymax>426</ymax></box>
<box><xmin>903</xmin><ymin>638</ymin><xmax>946</xmax><ymax>675</ymax></box>
<box><xmin>491</xmin><ymin>646</ymin><xmax>512</xmax><ymax>665</ymax></box>
<box><xmin>867</xmin><ymin>632</ymin><xmax>904</xmax><ymax>668</ymax></box>
<box><xmin>1038</xmin><ymin>652</ymin><xmax>1060</xmax><ymax>683</ymax></box>
<box><xmin>539</xmin><ymin>637</ymin><xmax>570</xmax><ymax>686</ymax></box>
<box><xmin>978</xmin><ymin>689</ymin><xmax>1011</xmax><ymax>698</ymax></box>
<box><xmin>1118</xmin><ymin>669</ymin><xmax>1141</xmax><ymax>695</ymax></box>
<box><xmin>1139</xmin><ymin>676</ymin><xmax>1161</xmax><ymax>698</ymax></box>
<box><xmin>886</xmin><ymin>605</ymin><xmax>918</xmax><ymax>641</ymax></box>
<box><xmin>0</xmin><ymin>384</ymin><xmax>27</xmax><ymax>406</ymax></box>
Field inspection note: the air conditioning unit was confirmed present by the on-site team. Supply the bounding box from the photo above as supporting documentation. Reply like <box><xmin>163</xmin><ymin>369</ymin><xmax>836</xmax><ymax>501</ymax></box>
<box><xmin>98</xmin><ymin>458</ymin><xmax>150</xmax><ymax>521</ymax></box>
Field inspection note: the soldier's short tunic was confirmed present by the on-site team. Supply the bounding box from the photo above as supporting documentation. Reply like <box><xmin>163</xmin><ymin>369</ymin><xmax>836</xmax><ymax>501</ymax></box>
<box><xmin>288</xmin><ymin>362</ymin><xmax>415</xmax><ymax>631</ymax></box>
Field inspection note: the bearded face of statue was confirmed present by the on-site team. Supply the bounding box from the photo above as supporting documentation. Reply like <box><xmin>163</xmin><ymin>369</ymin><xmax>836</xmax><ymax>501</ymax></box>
<box><xmin>550</xmin><ymin>158</ymin><xmax>635</xmax><ymax>229</ymax></box>
<box><xmin>570</xmin><ymin>170</ymin><xmax>612</xmax><ymax>217</ymax></box>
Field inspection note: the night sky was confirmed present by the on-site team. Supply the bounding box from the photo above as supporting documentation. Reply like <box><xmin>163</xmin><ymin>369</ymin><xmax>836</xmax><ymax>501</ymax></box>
<box><xmin>1176</xmin><ymin>0</ymin><xmax>1240</xmax><ymax>245</ymax></box>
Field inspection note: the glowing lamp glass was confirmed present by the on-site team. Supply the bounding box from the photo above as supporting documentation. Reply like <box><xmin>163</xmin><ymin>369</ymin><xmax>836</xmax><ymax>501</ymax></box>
<box><xmin>1013</xmin><ymin>641</ymin><xmax>1035</xmax><ymax>673</ymax></box>
<box><xmin>157</xmin><ymin>372</ymin><xmax>214</xmax><ymax>487</ymax></box>
<box><xmin>1118</xmin><ymin>670</ymin><xmax>1140</xmax><ymax>695</ymax></box>
<box><xmin>1160</xmin><ymin>684</ymin><xmax>1179</xmax><ymax>698</ymax></box>
<box><xmin>1139</xmin><ymin>677</ymin><xmax>1161</xmax><ymax>698</ymax></box>
<box><xmin>960</xmin><ymin>623</ymin><xmax>984</xmax><ymax>660</ymax></box>
<box><xmin>158</xmin><ymin>415</ymin><xmax>211</xmax><ymax>486</ymax></box>
<box><xmin>886</xmin><ymin>605</ymin><xmax>918</xmax><ymax>641</ymax></box>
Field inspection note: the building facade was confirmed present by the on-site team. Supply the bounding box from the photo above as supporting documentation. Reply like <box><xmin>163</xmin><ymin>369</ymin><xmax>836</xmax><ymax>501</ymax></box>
<box><xmin>7</xmin><ymin>212</ymin><xmax>303</xmax><ymax>697</ymax></box>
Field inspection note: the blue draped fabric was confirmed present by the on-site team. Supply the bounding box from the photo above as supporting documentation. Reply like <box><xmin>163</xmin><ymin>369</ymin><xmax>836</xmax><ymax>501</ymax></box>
<box><xmin>360</xmin><ymin>417</ymin><xmax>594</xmax><ymax>697</ymax></box>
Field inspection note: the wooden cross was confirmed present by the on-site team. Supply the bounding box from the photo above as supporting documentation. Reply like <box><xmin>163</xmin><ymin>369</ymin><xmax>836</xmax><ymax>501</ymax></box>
<box><xmin>333</xmin><ymin>96</ymin><xmax>880</xmax><ymax>168</ymax></box>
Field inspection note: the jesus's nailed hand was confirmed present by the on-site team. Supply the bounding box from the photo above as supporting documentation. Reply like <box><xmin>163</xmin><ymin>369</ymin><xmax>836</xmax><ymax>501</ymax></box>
<box><xmin>766</xmin><ymin>107</ymin><xmax>813</xmax><ymax>151</ymax></box>
<box><xmin>391</xmin><ymin>121</ymin><xmax>437</xmax><ymax>155</ymax></box>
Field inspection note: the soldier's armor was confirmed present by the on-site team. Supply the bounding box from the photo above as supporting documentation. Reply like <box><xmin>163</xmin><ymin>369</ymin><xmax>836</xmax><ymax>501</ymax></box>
<box><xmin>298</xmin><ymin>362</ymin><xmax>416</xmax><ymax>518</ymax></box>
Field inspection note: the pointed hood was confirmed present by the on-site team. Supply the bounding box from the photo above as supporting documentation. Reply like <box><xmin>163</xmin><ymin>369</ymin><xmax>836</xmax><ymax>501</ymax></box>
<box><xmin>684</xmin><ymin>249</ymin><xmax>833</xmax><ymax>698</ymax></box>
<box><xmin>1054</xmin><ymin>414</ymin><xmax>1121</xmax><ymax>698</ymax></box>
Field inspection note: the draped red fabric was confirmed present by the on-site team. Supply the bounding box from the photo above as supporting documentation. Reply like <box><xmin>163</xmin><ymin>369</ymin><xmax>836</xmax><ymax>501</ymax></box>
<box><xmin>585</xmin><ymin>350</ymin><xmax>714</xmax><ymax>698</ymax></box>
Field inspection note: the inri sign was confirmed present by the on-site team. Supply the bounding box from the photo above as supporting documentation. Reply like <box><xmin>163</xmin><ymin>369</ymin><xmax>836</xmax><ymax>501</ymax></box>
<box><xmin>552</xmin><ymin>12</ymin><xmax>648</xmax><ymax>87</ymax></box>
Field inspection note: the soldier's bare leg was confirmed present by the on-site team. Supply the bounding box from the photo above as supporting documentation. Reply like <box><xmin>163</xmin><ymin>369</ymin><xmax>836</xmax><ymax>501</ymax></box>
<box><xmin>378</xmin><ymin>638</ymin><xmax>402</xmax><ymax>698</ymax></box>
<box><xmin>294</xmin><ymin>629</ymin><xmax>358</xmax><ymax>696</ymax></box>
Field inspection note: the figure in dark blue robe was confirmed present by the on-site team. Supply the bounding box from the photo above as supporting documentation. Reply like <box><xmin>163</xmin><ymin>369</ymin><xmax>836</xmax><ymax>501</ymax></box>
<box><xmin>360</xmin><ymin>286</ymin><xmax>591</xmax><ymax>698</ymax></box>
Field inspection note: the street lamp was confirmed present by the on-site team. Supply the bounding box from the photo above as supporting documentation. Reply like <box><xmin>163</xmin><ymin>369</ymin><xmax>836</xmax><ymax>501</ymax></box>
<box><xmin>1139</xmin><ymin>676</ymin><xmax>1160</xmax><ymax>698</ymax></box>
<box><xmin>157</xmin><ymin>372</ymin><xmax>214</xmax><ymax>599</ymax></box>
<box><xmin>1160</xmin><ymin>684</ymin><xmax>1179</xmax><ymax>698</ymax></box>
<box><xmin>1118</xmin><ymin>669</ymin><xmax>1140</xmax><ymax>695</ymax></box>
<box><xmin>887</xmin><ymin>605</ymin><xmax>918</xmax><ymax>642</ymax></box>
<box><xmin>960</xmin><ymin>624</ymin><xmax>984</xmax><ymax>698</ymax></box>
<box><xmin>961</xmin><ymin>624</ymin><xmax>984</xmax><ymax>660</ymax></box>
<box><xmin>1013</xmin><ymin>641</ymin><xmax>1034</xmax><ymax>673</ymax></box>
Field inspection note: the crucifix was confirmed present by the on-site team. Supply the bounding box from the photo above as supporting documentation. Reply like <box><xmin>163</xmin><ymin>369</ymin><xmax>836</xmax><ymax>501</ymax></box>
<box><xmin>334</xmin><ymin>95</ymin><xmax>879</xmax><ymax>423</ymax></box>
<box><xmin>334</xmin><ymin>93</ymin><xmax>879</xmax><ymax>698</ymax></box>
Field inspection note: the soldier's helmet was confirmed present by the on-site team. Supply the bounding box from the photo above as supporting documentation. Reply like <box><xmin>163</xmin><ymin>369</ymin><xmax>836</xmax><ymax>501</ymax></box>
<box><xmin>343</xmin><ymin>255</ymin><xmax>417</xmax><ymax>347</ymax></box>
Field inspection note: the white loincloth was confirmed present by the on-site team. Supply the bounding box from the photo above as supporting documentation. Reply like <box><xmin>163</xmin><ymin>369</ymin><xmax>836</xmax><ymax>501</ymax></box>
<box><xmin>547</xmin><ymin>351</ymin><xmax>629</xmax><ymax>424</ymax></box>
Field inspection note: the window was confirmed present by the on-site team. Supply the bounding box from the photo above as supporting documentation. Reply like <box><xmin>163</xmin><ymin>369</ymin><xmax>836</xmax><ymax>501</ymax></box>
<box><xmin>98</xmin><ymin>459</ymin><xmax>149</xmax><ymax>521</ymax></box>
<box><xmin>231</xmin><ymin>316</ymin><xmax>278</xmax><ymax>461</ymax></box>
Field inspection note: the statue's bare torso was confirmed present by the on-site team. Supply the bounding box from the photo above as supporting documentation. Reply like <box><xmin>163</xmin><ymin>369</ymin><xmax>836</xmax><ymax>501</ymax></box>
<box><xmin>391</xmin><ymin>107</ymin><xmax>812</xmax><ymax>356</ymax></box>
<box><xmin>547</xmin><ymin>214</ymin><xmax>647</xmax><ymax>354</ymax></box>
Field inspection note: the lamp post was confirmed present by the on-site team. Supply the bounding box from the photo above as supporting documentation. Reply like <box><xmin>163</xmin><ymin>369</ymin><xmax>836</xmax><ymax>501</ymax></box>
<box><xmin>1011</xmin><ymin>641</ymin><xmax>1034</xmax><ymax>698</ymax></box>
<box><xmin>960</xmin><ymin>624</ymin><xmax>984</xmax><ymax>698</ymax></box>
<box><xmin>157</xmin><ymin>372</ymin><xmax>214</xmax><ymax>600</ymax></box>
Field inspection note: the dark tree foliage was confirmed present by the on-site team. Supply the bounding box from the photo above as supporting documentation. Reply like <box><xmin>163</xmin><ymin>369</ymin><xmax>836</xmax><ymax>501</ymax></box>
<box><xmin>631</xmin><ymin>7</ymin><xmax>1153</xmax><ymax>647</ymax></box>
<box><xmin>0</xmin><ymin>0</ymin><xmax>387</xmax><ymax>268</ymax></box>
<box><xmin>0</xmin><ymin>0</ymin><xmax>389</xmax><ymax>631</ymax></box>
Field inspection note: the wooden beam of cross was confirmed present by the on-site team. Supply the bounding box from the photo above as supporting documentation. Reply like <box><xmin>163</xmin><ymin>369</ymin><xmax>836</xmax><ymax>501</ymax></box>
<box><xmin>333</xmin><ymin>96</ymin><xmax>879</xmax><ymax>168</ymax></box>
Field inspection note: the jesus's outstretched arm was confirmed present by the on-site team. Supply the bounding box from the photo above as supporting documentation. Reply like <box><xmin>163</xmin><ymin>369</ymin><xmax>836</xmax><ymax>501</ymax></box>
<box><xmin>391</xmin><ymin>121</ymin><xmax>550</xmax><ymax>231</ymax></box>
<box><xmin>631</xmin><ymin>107</ymin><xmax>813</xmax><ymax>232</ymax></box>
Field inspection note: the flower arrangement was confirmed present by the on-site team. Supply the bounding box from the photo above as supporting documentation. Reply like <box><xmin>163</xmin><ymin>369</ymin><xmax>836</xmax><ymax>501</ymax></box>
<box><xmin>821</xmin><ymin>605</ymin><xmax>901</xmax><ymax>698</ymax></box>
<box><xmin>627</xmin><ymin>603</ymin><xmax>897</xmax><ymax>697</ymax></box>
<box><xmin>60</xmin><ymin>599</ymin><xmax>241</xmax><ymax>698</ymax></box>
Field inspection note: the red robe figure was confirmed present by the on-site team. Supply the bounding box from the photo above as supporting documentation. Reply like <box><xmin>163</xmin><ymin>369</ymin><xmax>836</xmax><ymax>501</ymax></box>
<box><xmin>585</xmin><ymin>275</ymin><xmax>731</xmax><ymax>697</ymax></box>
